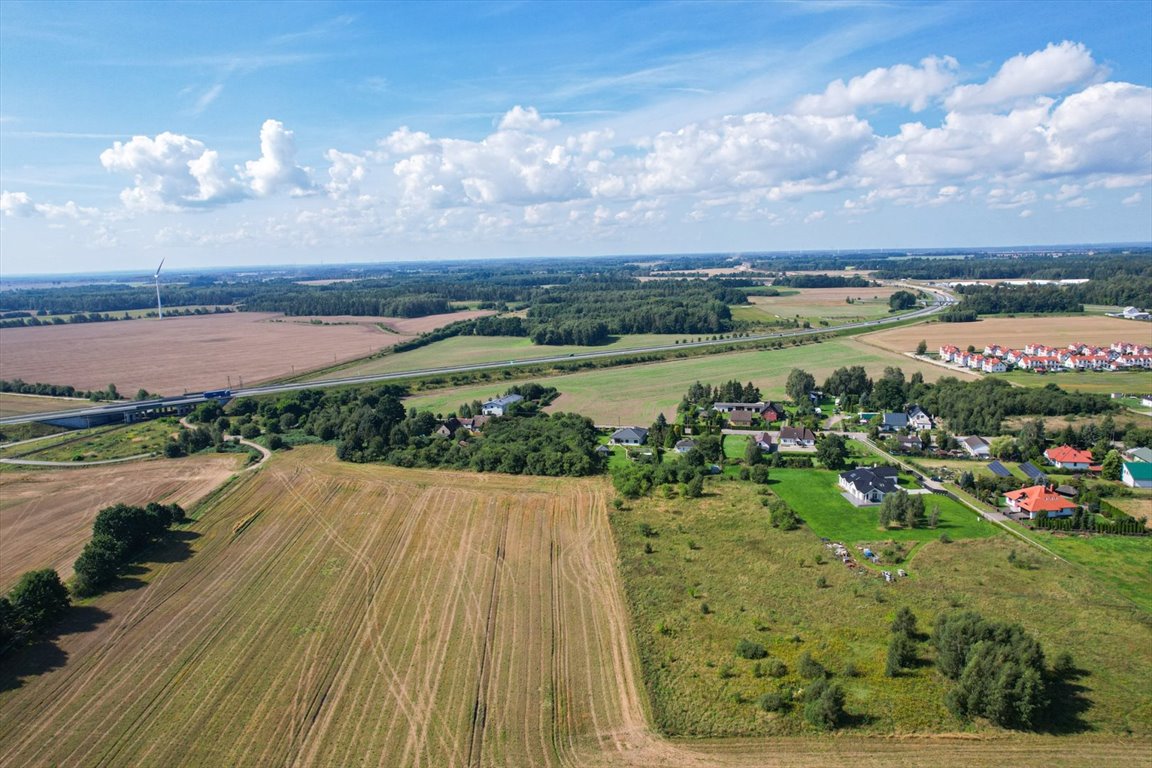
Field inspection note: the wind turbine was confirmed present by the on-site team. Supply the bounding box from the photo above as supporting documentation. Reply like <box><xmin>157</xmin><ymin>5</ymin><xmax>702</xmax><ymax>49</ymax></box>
<box><xmin>153</xmin><ymin>258</ymin><xmax>165</xmax><ymax>319</ymax></box>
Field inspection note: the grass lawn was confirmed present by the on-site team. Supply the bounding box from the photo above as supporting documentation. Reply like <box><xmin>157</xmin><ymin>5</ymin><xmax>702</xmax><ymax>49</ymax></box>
<box><xmin>403</xmin><ymin>338</ymin><xmax>961</xmax><ymax>425</ymax></box>
<box><xmin>766</xmin><ymin>468</ymin><xmax>997</xmax><ymax>543</ymax></box>
<box><xmin>1029</xmin><ymin>532</ymin><xmax>1152</xmax><ymax>613</ymax></box>
<box><xmin>723</xmin><ymin>433</ymin><xmax>751</xmax><ymax>460</ymax></box>
<box><xmin>610</xmin><ymin>478</ymin><xmax>1152</xmax><ymax>738</ymax></box>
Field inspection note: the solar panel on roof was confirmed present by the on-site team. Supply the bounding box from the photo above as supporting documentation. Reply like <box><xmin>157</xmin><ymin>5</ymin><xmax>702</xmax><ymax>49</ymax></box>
<box><xmin>987</xmin><ymin>460</ymin><xmax>1012</xmax><ymax>478</ymax></box>
<box><xmin>1020</xmin><ymin>462</ymin><xmax>1045</xmax><ymax>481</ymax></box>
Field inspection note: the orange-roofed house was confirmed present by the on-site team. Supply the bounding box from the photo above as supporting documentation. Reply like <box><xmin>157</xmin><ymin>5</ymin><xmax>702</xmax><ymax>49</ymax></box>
<box><xmin>1044</xmin><ymin>445</ymin><xmax>1094</xmax><ymax>471</ymax></box>
<box><xmin>1004</xmin><ymin>485</ymin><xmax>1079</xmax><ymax>519</ymax></box>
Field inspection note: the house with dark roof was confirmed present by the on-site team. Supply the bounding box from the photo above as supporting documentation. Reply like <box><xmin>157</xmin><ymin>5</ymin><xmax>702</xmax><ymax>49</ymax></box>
<box><xmin>727</xmin><ymin>410</ymin><xmax>755</xmax><ymax>427</ymax></box>
<box><xmin>880</xmin><ymin>412</ymin><xmax>909</xmax><ymax>432</ymax></box>
<box><xmin>609</xmin><ymin>427</ymin><xmax>649</xmax><ymax>446</ymax></box>
<box><xmin>838</xmin><ymin>466</ymin><xmax>902</xmax><ymax>504</ymax></box>
<box><xmin>760</xmin><ymin>402</ymin><xmax>786</xmax><ymax>422</ymax></box>
<box><xmin>779</xmin><ymin>426</ymin><xmax>816</xmax><ymax>447</ymax></box>
<box><xmin>482</xmin><ymin>393</ymin><xmax>523</xmax><ymax>416</ymax></box>
<box><xmin>436</xmin><ymin>417</ymin><xmax>463</xmax><ymax>438</ymax></box>
<box><xmin>895</xmin><ymin>435</ymin><xmax>923</xmax><ymax>453</ymax></box>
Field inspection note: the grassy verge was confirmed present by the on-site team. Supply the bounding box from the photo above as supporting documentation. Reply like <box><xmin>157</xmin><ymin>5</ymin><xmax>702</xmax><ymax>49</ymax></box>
<box><xmin>0</xmin><ymin>419</ymin><xmax>177</xmax><ymax>462</ymax></box>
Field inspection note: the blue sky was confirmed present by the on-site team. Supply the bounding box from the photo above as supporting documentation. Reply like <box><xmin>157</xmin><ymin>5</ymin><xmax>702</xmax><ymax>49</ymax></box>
<box><xmin>1</xmin><ymin>0</ymin><xmax>1150</xmax><ymax>274</ymax></box>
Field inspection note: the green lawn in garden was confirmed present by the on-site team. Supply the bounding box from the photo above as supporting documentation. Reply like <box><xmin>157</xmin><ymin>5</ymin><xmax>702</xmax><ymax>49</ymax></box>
<box><xmin>766</xmin><ymin>468</ymin><xmax>997</xmax><ymax>543</ymax></box>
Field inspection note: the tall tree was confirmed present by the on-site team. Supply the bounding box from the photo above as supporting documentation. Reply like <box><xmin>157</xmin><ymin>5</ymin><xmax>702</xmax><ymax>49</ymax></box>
<box><xmin>785</xmin><ymin>368</ymin><xmax>816</xmax><ymax>404</ymax></box>
<box><xmin>8</xmin><ymin>569</ymin><xmax>70</xmax><ymax>633</ymax></box>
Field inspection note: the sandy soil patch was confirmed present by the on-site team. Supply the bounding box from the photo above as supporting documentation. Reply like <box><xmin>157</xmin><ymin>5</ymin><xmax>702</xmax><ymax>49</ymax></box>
<box><xmin>0</xmin><ymin>454</ymin><xmax>240</xmax><ymax>589</ymax></box>
<box><xmin>861</xmin><ymin>316</ymin><xmax>1142</xmax><ymax>356</ymax></box>
<box><xmin>0</xmin><ymin>310</ymin><xmax>486</xmax><ymax>395</ymax></box>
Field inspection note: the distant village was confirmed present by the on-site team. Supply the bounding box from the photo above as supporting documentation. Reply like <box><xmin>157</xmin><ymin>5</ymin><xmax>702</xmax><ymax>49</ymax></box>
<box><xmin>937</xmin><ymin>340</ymin><xmax>1152</xmax><ymax>373</ymax></box>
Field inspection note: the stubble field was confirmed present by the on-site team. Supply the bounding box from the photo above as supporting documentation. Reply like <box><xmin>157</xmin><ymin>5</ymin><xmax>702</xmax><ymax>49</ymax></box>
<box><xmin>0</xmin><ymin>453</ymin><xmax>242</xmax><ymax>590</ymax></box>
<box><xmin>0</xmin><ymin>310</ymin><xmax>488</xmax><ymax>395</ymax></box>
<box><xmin>1</xmin><ymin>447</ymin><xmax>1147</xmax><ymax>766</ymax></box>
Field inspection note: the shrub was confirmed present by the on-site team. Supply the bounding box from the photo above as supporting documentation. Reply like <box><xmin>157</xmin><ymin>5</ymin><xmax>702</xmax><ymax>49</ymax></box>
<box><xmin>8</xmin><ymin>569</ymin><xmax>70</xmax><ymax>633</ymax></box>
<box><xmin>802</xmin><ymin>679</ymin><xmax>846</xmax><ymax>730</ymax></box>
<box><xmin>736</xmin><ymin>639</ymin><xmax>768</xmax><ymax>660</ymax></box>
<box><xmin>758</xmin><ymin>691</ymin><xmax>787</xmax><ymax>712</ymax></box>
<box><xmin>766</xmin><ymin>658</ymin><xmax>788</xmax><ymax>677</ymax></box>
<box><xmin>797</xmin><ymin>652</ymin><xmax>826</xmax><ymax>680</ymax></box>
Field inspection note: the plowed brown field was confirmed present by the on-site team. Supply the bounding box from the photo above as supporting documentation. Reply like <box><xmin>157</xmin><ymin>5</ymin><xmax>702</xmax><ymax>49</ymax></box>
<box><xmin>0</xmin><ymin>447</ymin><xmax>1146</xmax><ymax>767</ymax></box>
<box><xmin>0</xmin><ymin>454</ymin><xmax>242</xmax><ymax>590</ymax></box>
<box><xmin>0</xmin><ymin>310</ymin><xmax>490</xmax><ymax>395</ymax></box>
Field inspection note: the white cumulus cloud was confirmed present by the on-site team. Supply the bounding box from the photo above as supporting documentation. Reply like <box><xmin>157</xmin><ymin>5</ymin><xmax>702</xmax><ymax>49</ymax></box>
<box><xmin>100</xmin><ymin>131</ymin><xmax>242</xmax><ymax>210</ymax></box>
<box><xmin>795</xmin><ymin>56</ymin><xmax>958</xmax><ymax>115</ymax></box>
<box><xmin>945</xmin><ymin>41</ymin><xmax>1107</xmax><ymax>112</ymax></box>
<box><xmin>1</xmin><ymin>190</ymin><xmax>36</xmax><ymax>216</ymax></box>
<box><xmin>242</xmin><ymin>119</ymin><xmax>315</xmax><ymax>197</ymax></box>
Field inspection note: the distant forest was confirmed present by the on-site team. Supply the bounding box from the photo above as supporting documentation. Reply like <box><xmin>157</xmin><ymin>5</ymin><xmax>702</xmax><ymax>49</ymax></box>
<box><xmin>3</xmin><ymin>248</ymin><xmax>1148</xmax><ymax>339</ymax></box>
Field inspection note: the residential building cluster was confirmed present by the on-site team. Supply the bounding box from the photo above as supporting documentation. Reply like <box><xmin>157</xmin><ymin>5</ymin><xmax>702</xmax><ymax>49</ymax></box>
<box><xmin>937</xmin><ymin>341</ymin><xmax>1152</xmax><ymax>373</ymax></box>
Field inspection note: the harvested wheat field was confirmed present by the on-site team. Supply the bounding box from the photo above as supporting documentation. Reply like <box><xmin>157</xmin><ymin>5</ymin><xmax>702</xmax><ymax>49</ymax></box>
<box><xmin>0</xmin><ymin>454</ymin><xmax>242</xmax><ymax>590</ymax></box>
<box><xmin>1</xmin><ymin>446</ymin><xmax>1147</xmax><ymax>767</ymax></box>
<box><xmin>861</xmin><ymin>316</ymin><xmax>1141</xmax><ymax>357</ymax></box>
<box><xmin>0</xmin><ymin>310</ymin><xmax>487</xmax><ymax>396</ymax></box>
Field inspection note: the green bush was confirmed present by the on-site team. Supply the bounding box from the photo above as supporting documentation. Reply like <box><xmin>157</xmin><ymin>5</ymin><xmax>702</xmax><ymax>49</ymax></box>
<box><xmin>735</xmin><ymin>639</ymin><xmax>768</xmax><ymax>660</ymax></box>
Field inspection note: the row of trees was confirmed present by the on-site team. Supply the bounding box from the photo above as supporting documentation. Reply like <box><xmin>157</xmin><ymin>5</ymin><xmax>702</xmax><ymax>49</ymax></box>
<box><xmin>772</xmin><ymin>274</ymin><xmax>874</xmax><ymax>288</ymax></box>
<box><xmin>1</xmin><ymin>379</ymin><xmax>123</xmax><ymax>402</ymax></box>
<box><xmin>72</xmin><ymin>502</ymin><xmax>187</xmax><ymax>597</ymax></box>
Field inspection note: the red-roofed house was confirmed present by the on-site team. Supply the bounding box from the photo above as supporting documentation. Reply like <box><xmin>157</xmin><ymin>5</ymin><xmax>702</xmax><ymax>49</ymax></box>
<box><xmin>1044</xmin><ymin>445</ymin><xmax>1093</xmax><ymax>471</ymax></box>
<box><xmin>1004</xmin><ymin>485</ymin><xmax>1078</xmax><ymax>519</ymax></box>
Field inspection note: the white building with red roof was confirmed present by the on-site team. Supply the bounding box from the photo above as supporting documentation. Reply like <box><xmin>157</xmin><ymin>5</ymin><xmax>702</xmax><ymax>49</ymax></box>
<box><xmin>1005</xmin><ymin>485</ymin><xmax>1078</xmax><ymax>519</ymax></box>
<box><xmin>1044</xmin><ymin>445</ymin><xmax>1093</xmax><ymax>471</ymax></box>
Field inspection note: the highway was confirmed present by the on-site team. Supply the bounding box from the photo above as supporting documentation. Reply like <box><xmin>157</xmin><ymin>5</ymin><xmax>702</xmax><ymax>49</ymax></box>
<box><xmin>1</xmin><ymin>284</ymin><xmax>955</xmax><ymax>427</ymax></box>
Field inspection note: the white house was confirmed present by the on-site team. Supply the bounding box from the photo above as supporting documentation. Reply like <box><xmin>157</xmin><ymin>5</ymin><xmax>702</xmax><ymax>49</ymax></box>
<box><xmin>673</xmin><ymin>438</ymin><xmax>696</xmax><ymax>454</ymax></box>
<box><xmin>838</xmin><ymin>466</ymin><xmax>902</xmax><ymax>504</ymax></box>
<box><xmin>609</xmin><ymin>427</ymin><xmax>649</xmax><ymax>446</ymax></box>
<box><xmin>1043</xmin><ymin>445</ymin><xmax>1093</xmax><ymax>471</ymax></box>
<box><xmin>482</xmin><ymin>394</ymin><xmax>524</xmax><ymax>416</ymax></box>
<box><xmin>906</xmin><ymin>405</ymin><xmax>934</xmax><ymax>430</ymax></box>
<box><xmin>1121</xmin><ymin>462</ymin><xmax>1152</xmax><ymax>489</ymax></box>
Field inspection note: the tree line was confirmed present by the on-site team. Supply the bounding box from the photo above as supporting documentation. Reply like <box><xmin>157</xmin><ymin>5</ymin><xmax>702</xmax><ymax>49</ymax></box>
<box><xmin>772</xmin><ymin>274</ymin><xmax>874</xmax><ymax>288</ymax></box>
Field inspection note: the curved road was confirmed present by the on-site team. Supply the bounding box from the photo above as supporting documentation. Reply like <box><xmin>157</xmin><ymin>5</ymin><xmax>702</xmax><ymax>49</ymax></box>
<box><xmin>1</xmin><ymin>283</ymin><xmax>955</xmax><ymax>427</ymax></box>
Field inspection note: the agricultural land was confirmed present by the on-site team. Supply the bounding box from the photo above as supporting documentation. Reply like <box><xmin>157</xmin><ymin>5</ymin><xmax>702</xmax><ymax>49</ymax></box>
<box><xmin>0</xmin><ymin>447</ymin><xmax>1147</xmax><ymax>767</ymax></box>
<box><xmin>404</xmin><ymin>338</ymin><xmax>971</xmax><ymax>424</ymax></box>
<box><xmin>0</xmin><ymin>453</ymin><xmax>242</xmax><ymax>589</ymax></box>
<box><xmin>0</xmin><ymin>393</ymin><xmax>92</xmax><ymax>418</ymax></box>
<box><xmin>0</xmin><ymin>309</ymin><xmax>489</xmax><ymax>395</ymax></box>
